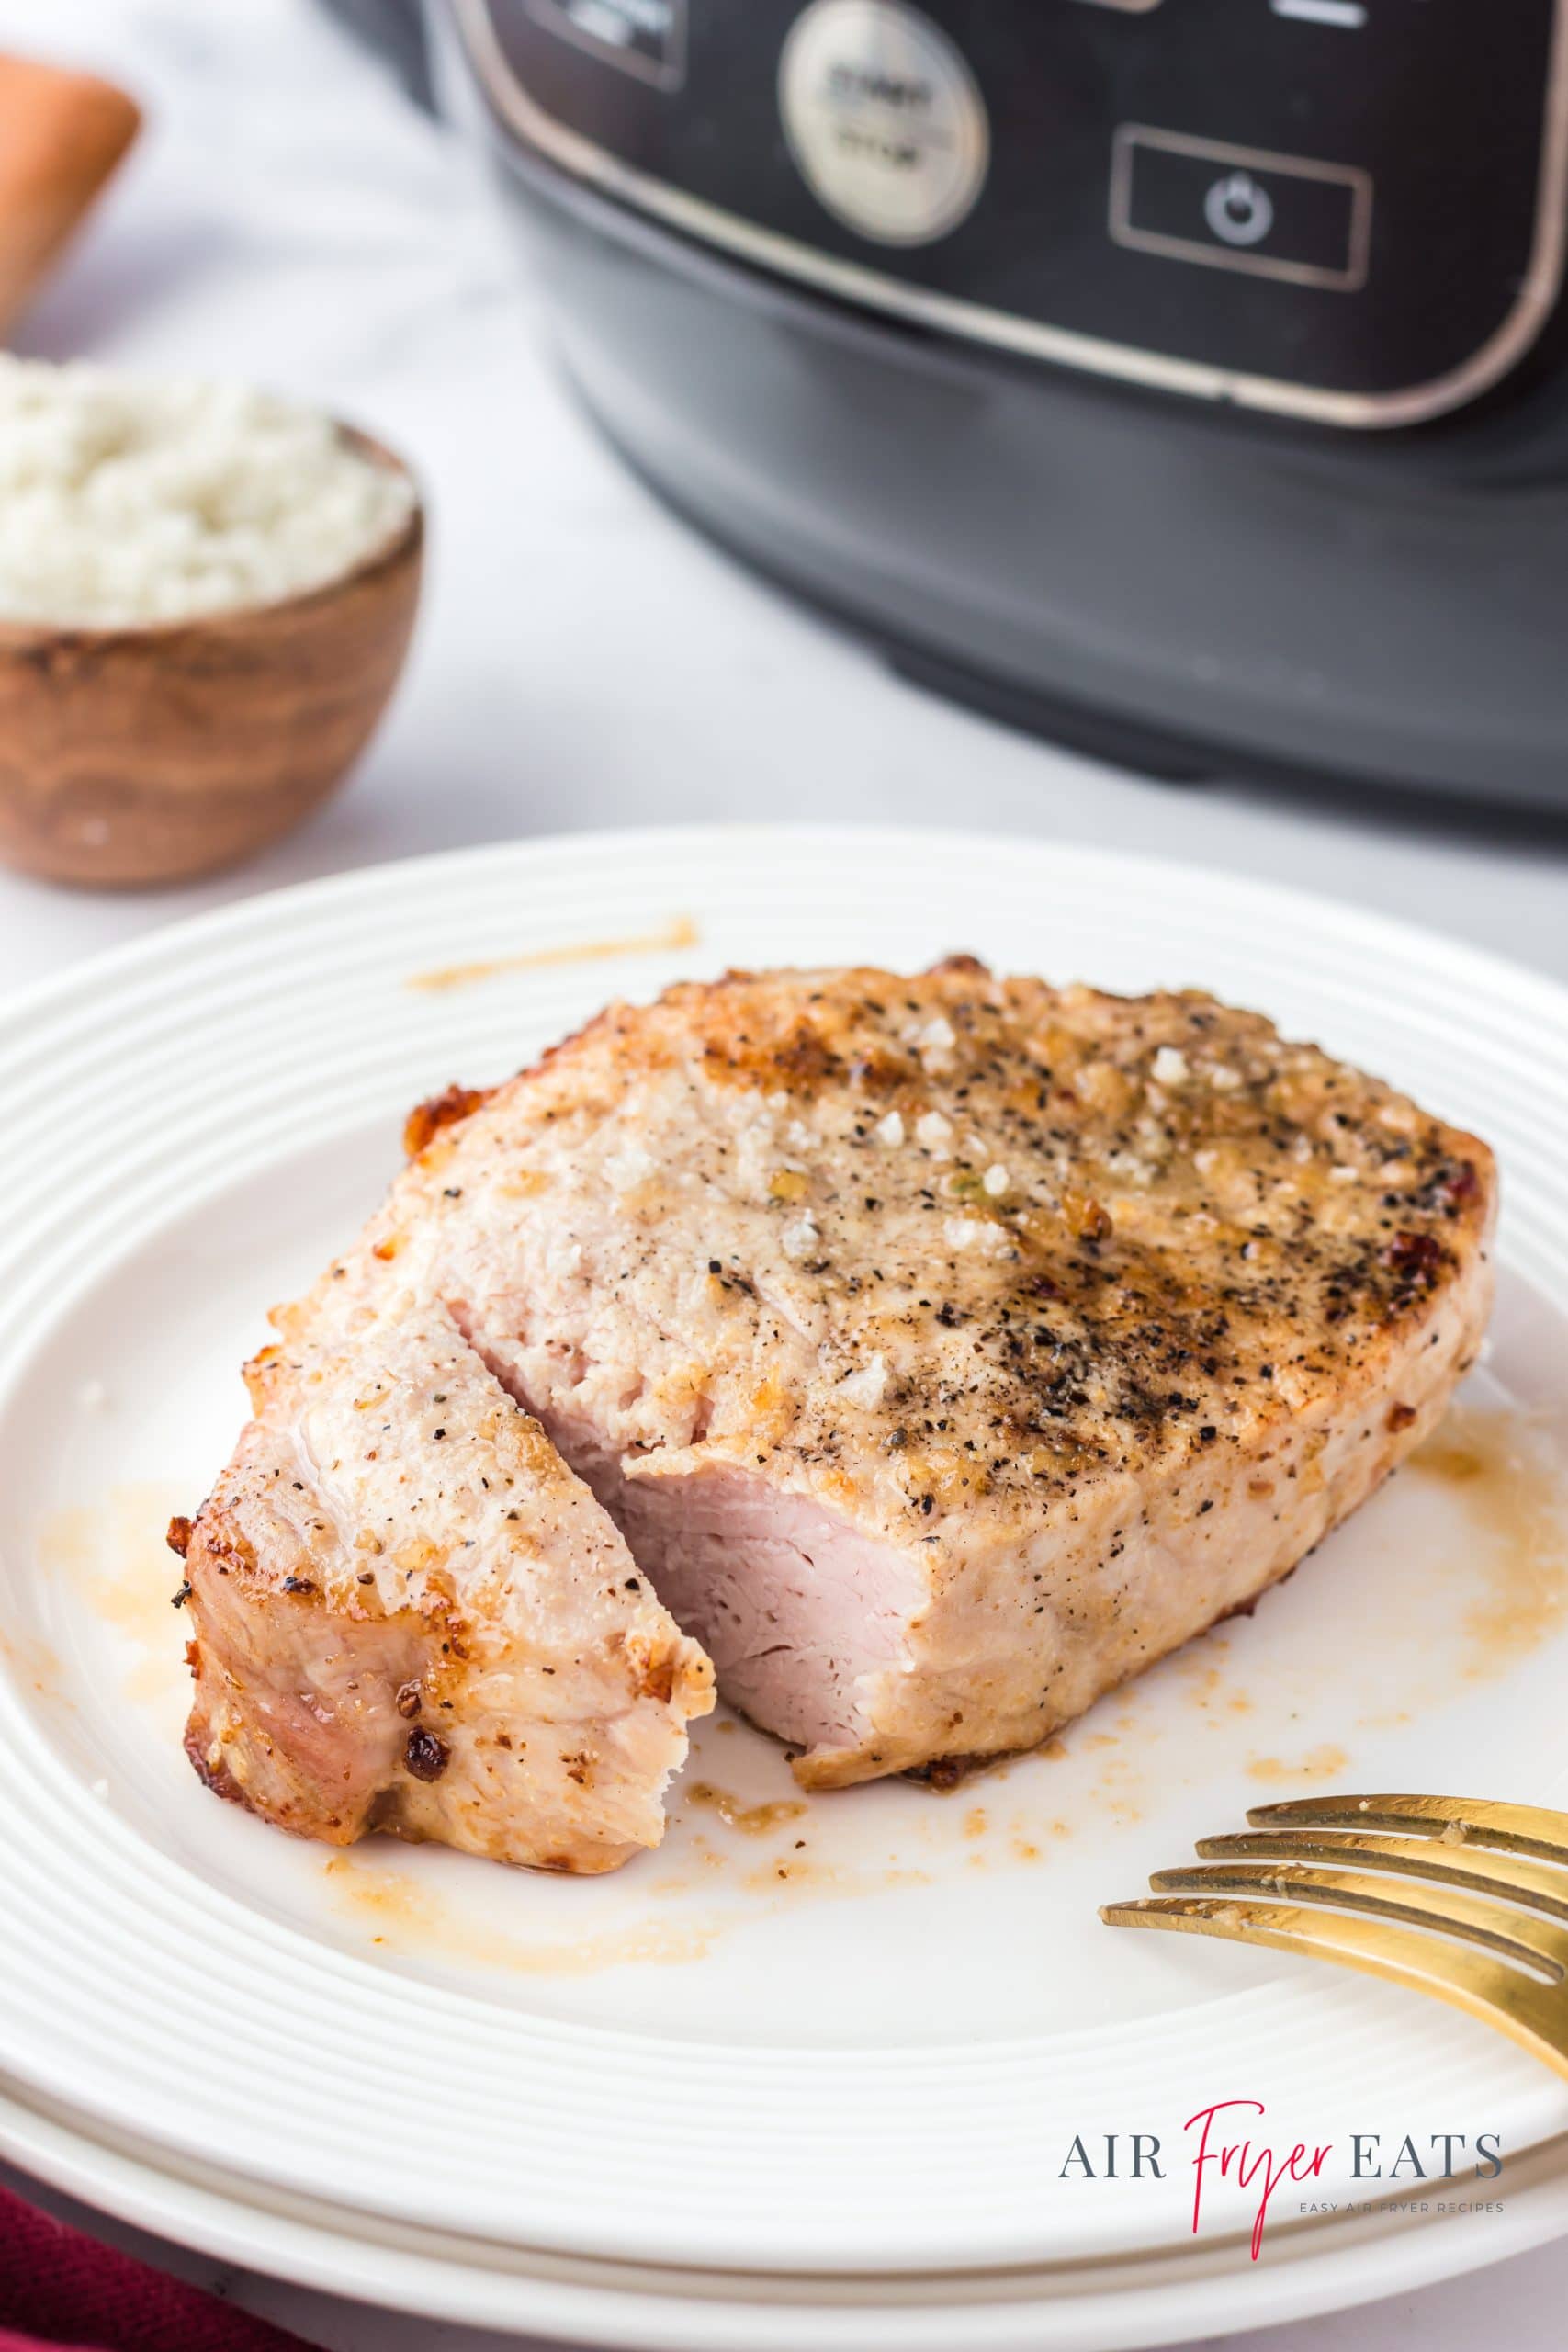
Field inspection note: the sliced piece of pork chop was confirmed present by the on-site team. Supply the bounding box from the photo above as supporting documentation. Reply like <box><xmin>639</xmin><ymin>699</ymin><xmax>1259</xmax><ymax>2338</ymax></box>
<box><xmin>176</xmin><ymin>1297</ymin><xmax>712</xmax><ymax>1871</ymax></box>
<box><xmin>189</xmin><ymin>957</ymin><xmax>1492</xmax><ymax>1841</ymax></box>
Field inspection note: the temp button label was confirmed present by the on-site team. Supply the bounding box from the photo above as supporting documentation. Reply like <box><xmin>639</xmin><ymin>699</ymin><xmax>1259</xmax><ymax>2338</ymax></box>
<box><xmin>780</xmin><ymin>0</ymin><xmax>990</xmax><ymax>247</ymax></box>
<box><xmin>525</xmin><ymin>0</ymin><xmax>687</xmax><ymax>88</ymax></box>
<box><xmin>1110</xmin><ymin>127</ymin><xmax>1373</xmax><ymax>290</ymax></box>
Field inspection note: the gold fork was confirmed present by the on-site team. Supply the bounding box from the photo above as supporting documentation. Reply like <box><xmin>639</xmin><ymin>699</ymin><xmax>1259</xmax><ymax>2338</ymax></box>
<box><xmin>1101</xmin><ymin>1793</ymin><xmax>1568</xmax><ymax>2079</ymax></box>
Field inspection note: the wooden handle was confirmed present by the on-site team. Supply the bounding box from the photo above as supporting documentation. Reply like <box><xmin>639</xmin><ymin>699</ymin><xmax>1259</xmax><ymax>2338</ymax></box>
<box><xmin>0</xmin><ymin>53</ymin><xmax>141</xmax><ymax>338</ymax></box>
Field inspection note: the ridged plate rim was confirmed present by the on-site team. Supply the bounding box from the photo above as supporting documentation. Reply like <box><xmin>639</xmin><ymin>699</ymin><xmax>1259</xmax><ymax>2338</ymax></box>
<box><xmin>1</xmin><ymin>824</ymin><xmax>1565</xmax><ymax>2278</ymax></box>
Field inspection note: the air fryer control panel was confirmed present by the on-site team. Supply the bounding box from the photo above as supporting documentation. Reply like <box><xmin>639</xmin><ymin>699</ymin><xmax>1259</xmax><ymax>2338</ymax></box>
<box><xmin>456</xmin><ymin>0</ymin><xmax>1568</xmax><ymax>426</ymax></box>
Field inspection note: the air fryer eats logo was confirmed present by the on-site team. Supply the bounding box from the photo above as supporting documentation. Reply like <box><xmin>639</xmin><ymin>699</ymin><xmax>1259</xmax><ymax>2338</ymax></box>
<box><xmin>1060</xmin><ymin>2104</ymin><xmax>1504</xmax><ymax>2260</ymax></box>
<box><xmin>525</xmin><ymin>0</ymin><xmax>687</xmax><ymax>87</ymax></box>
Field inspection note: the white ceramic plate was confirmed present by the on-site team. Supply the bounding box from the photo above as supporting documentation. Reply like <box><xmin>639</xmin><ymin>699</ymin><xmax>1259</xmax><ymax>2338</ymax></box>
<box><xmin>7</xmin><ymin>2081</ymin><xmax>1568</xmax><ymax>2352</ymax></box>
<box><xmin>2</xmin><ymin>828</ymin><xmax>1567</xmax><ymax>2288</ymax></box>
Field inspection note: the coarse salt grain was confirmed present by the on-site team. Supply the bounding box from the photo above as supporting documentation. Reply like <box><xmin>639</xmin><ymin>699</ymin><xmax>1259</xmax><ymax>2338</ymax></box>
<box><xmin>0</xmin><ymin>356</ymin><xmax>413</xmax><ymax>627</ymax></box>
<box><xmin>874</xmin><ymin>1110</ymin><xmax>906</xmax><ymax>1147</ymax></box>
<box><xmin>915</xmin><ymin>1111</ymin><xmax>953</xmax><ymax>1153</ymax></box>
<box><xmin>782</xmin><ymin>1212</ymin><xmax>818</xmax><ymax>1261</ymax></box>
<box><xmin>839</xmin><ymin>1353</ymin><xmax>888</xmax><ymax>1408</ymax></box>
<box><xmin>982</xmin><ymin>1163</ymin><xmax>1009</xmax><ymax>1197</ymax></box>
<box><xmin>1152</xmin><ymin>1046</ymin><xmax>1190</xmax><ymax>1086</ymax></box>
<box><xmin>604</xmin><ymin>1141</ymin><xmax>655</xmax><ymax>1193</ymax></box>
<box><xmin>943</xmin><ymin>1216</ymin><xmax>1013</xmax><ymax>1259</ymax></box>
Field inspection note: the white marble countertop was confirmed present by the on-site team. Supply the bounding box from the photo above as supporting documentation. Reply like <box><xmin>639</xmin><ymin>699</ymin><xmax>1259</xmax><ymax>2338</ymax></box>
<box><xmin>1</xmin><ymin>4</ymin><xmax>1566</xmax><ymax>2346</ymax></box>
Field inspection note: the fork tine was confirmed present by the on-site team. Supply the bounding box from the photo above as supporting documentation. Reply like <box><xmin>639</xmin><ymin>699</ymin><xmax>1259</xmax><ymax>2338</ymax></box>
<box><xmin>1144</xmin><ymin>1860</ymin><xmax>1568</xmax><ymax>1977</ymax></box>
<box><xmin>1100</xmin><ymin>1894</ymin><xmax>1568</xmax><ymax>2078</ymax></box>
<box><xmin>1195</xmin><ymin>1830</ymin><xmax>1568</xmax><ymax>1924</ymax></box>
<box><xmin>1246</xmin><ymin>1793</ymin><xmax>1568</xmax><ymax>1868</ymax></box>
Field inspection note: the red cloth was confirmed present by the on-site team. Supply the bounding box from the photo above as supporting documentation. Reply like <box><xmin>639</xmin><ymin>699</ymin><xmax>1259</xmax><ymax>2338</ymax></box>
<box><xmin>0</xmin><ymin>2183</ymin><xmax>315</xmax><ymax>2352</ymax></box>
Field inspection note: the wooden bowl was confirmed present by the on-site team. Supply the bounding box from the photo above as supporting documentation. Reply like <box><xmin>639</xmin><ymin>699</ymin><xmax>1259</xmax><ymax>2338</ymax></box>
<box><xmin>0</xmin><ymin>429</ymin><xmax>423</xmax><ymax>889</ymax></box>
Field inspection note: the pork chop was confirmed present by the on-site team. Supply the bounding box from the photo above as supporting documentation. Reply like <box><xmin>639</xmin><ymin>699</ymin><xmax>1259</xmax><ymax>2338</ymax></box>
<box><xmin>178</xmin><ymin>960</ymin><xmax>1494</xmax><ymax>1860</ymax></box>
<box><xmin>176</xmin><ymin>1298</ymin><xmax>712</xmax><ymax>1871</ymax></box>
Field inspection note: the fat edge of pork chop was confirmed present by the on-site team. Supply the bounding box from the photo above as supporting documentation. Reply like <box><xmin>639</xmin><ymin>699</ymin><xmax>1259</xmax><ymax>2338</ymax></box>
<box><xmin>176</xmin><ymin>1299</ymin><xmax>713</xmax><ymax>1871</ymax></box>
<box><xmin>288</xmin><ymin>962</ymin><xmax>1496</xmax><ymax>1793</ymax></box>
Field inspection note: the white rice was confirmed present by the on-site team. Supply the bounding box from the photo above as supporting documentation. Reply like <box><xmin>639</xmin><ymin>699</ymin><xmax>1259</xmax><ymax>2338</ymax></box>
<box><xmin>0</xmin><ymin>356</ymin><xmax>415</xmax><ymax>628</ymax></box>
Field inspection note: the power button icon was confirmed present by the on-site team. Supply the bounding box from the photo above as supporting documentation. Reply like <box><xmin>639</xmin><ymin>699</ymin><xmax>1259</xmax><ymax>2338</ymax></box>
<box><xmin>1111</xmin><ymin>130</ymin><xmax>1371</xmax><ymax>289</ymax></box>
<box><xmin>1203</xmin><ymin>170</ymin><xmax>1275</xmax><ymax>248</ymax></box>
